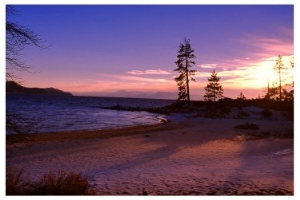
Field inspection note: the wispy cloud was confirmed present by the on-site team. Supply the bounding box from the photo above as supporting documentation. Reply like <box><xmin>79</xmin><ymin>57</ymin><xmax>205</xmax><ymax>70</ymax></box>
<box><xmin>53</xmin><ymin>72</ymin><xmax>176</xmax><ymax>93</ymax></box>
<box><xmin>198</xmin><ymin>63</ymin><xmax>218</xmax><ymax>69</ymax></box>
<box><xmin>198</xmin><ymin>58</ymin><xmax>255</xmax><ymax>71</ymax></box>
<box><xmin>237</xmin><ymin>34</ymin><xmax>293</xmax><ymax>59</ymax></box>
<box><xmin>113</xmin><ymin>74</ymin><xmax>169</xmax><ymax>83</ymax></box>
<box><xmin>277</xmin><ymin>26</ymin><xmax>294</xmax><ymax>38</ymax></box>
<box><xmin>127</xmin><ymin>69</ymin><xmax>171</xmax><ymax>75</ymax></box>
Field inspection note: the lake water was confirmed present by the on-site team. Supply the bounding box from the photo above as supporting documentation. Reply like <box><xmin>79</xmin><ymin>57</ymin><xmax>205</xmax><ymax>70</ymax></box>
<box><xmin>6</xmin><ymin>94</ymin><xmax>174</xmax><ymax>134</ymax></box>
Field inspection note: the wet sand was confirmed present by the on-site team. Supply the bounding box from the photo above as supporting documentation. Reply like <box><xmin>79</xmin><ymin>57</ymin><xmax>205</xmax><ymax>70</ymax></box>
<box><xmin>6</xmin><ymin>118</ymin><xmax>293</xmax><ymax>195</ymax></box>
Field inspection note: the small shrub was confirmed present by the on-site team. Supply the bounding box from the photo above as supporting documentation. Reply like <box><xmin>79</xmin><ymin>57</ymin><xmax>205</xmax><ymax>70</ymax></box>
<box><xmin>235</xmin><ymin>110</ymin><xmax>249</xmax><ymax>119</ymax></box>
<box><xmin>6</xmin><ymin>168</ymin><xmax>98</xmax><ymax>195</ymax></box>
<box><xmin>273</xmin><ymin>130</ymin><xmax>294</xmax><ymax>139</ymax></box>
<box><xmin>34</xmin><ymin>170</ymin><xmax>97</xmax><ymax>195</ymax></box>
<box><xmin>247</xmin><ymin>131</ymin><xmax>270</xmax><ymax>140</ymax></box>
<box><xmin>281</xmin><ymin>110</ymin><xmax>294</xmax><ymax>121</ymax></box>
<box><xmin>203</xmin><ymin>105</ymin><xmax>231</xmax><ymax>118</ymax></box>
<box><xmin>6</xmin><ymin>168</ymin><xmax>32</xmax><ymax>195</ymax></box>
<box><xmin>260</xmin><ymin>109</ymin><xmax>273</xmax><ymax>118</ymax></box>
<box><xmin>234</xmin><ymin>123</ymin><xmax>259</xmax><ymax>130</ymax></box>
<box><xmin>259</xmin><ymin>131</ymin><xmax>271</xmax><ymax>138</ymax></box>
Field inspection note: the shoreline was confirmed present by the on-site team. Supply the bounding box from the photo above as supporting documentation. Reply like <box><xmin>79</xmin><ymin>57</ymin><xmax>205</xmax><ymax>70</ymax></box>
<box><xmin>6</xmin><ymin>123</ymin><xmax>169</xmax><ymax>146</ymax></box>
<box><xmin>6</xmin><ymin>116</ymin><xmax>293</xmax><ymax>145</ymax></box>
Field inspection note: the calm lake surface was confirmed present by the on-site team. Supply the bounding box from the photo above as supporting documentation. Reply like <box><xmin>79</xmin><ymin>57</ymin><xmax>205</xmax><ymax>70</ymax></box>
<box><xmin>6</xmin><ymin>94</ymin><xmax>174</xmax><ymax>134</ymax></box>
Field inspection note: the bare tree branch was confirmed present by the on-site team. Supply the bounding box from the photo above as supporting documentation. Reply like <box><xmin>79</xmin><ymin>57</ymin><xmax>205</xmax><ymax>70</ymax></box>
<box><xmin>6</xmin><ymin>5</ymin><xmax>47</xmax><ymax>81</ymax></box>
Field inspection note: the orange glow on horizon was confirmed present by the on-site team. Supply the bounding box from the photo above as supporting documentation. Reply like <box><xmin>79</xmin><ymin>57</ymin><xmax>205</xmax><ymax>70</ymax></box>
<box><xmin>218</xmin><ymin>55</ymin><xmax>294</xmax><ymax>90</ymax></box>
<box><xmin>14</xmin><ymin>56</ymin><xmax>293</xmax><ymax>100</ymax></box>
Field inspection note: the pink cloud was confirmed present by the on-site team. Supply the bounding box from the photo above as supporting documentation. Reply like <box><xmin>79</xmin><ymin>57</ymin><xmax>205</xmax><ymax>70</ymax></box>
<box><xmin>198</xmin><ymin>63</ymin><xmax>218</xmax><ymax>69</ymax></box>
<box><xmin>50</xmin><ymin>73</ymin><xmax>176</xmax><ymax>94</ymax></box>
<box><xmin>237</xmin><ymin>34</ymin><xmax>293</xmax><ymax>59</ymax></box>
<box><xmin>113</xmin><ymin>74</ymin><xmax>169</xmax><ymax>83</ymax></box>
<box><xmin>278</xmin><ymin>26</ymin><xmax>293</xmax><ymax>38</ymax></box>
<box><xmin>127</xmin><ymin>69</ymin><xmax>171</xmax><ymax>75</ymax></box>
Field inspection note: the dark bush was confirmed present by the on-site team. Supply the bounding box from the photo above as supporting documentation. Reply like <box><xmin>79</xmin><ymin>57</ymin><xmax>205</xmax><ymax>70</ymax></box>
<box><xmin>6</xmin><ymin>168</ymin><xmax>32</xmax><ymax>195</ymax></box>
<box><xmin>6</xmin><ymin>169</ymin><xmax>98</xmax><ymax>195</ymax></box>
<box><xmin>235</xmin><ymin>110</ymin><xmax>249</xmax><ymax>119</ymax></box>
<box><xmin>247</xmin><ymin>131</ymin><xmax>270</xmax><ymax>139</ymax></box>
<box><xmin>260</xmin><ymin>109</ymin><xmax>273</xmax><ymax>118</ymax></box>
<box><xmin>259</xmin><ymin>131</ymin><xmax>271</xmax><ymax>138</ymax></box>
<box><xmin>273</xmin><ymin>130</ymin><xmax>294</xmax><ymax>139</ymax></box>
<box><xmin>234</xmin><ymin>123</ymin><xmax>259</xmax><ymax>130</ymax></box>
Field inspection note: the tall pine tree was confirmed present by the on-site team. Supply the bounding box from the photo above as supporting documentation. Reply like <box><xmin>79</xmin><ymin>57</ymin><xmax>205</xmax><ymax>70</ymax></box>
<box><xmin>274</xmin><ymin>55</ymin><xmax>286</xmax><ymax>102</ymax></box>
<box><xmin>203</xmin><ymin>69</ymin><xmax>224</xmax><ymax>101</ymax></box>
<box><xmin>174</xmin><ymin>39</ymin><xmax>196</xmax><ymax>102</ymax></box>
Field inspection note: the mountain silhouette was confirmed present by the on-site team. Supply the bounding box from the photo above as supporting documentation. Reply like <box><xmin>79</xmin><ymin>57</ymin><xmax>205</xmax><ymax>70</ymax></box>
<box><xmin>6</xmin><ymin>81</ymin><xmax>72</xmax><ymax>96</ymax></box>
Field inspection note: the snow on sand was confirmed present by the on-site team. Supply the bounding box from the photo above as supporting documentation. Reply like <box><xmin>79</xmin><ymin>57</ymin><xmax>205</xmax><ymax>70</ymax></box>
<box><xmin>6</xmin><ymin>118</ymin><xmax>293</xmax><ymax>195</ymax></box>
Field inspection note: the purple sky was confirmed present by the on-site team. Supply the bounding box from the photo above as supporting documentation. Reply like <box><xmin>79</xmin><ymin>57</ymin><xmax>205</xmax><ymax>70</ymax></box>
<box><xmin>7</xmin><ymin>4</ymin><xmax>294</xmax><ymax>100</ymax></box>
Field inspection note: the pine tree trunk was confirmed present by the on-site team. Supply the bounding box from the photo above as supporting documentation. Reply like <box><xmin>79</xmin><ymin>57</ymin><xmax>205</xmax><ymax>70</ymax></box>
<box><xmin>185</xmin><ymin>57</ymin><xmax>190</xmax><ymax>102</ymax></box>
<box><xmin>279</xmin><ymin>67</ymin><xmax>282</xmax><ymax>101</ymax></box>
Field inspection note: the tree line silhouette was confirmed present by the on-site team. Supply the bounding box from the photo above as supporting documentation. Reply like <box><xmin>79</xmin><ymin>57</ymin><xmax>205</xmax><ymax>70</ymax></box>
<box><xmin>174</xmin><ymin>38</ymin><xmax>294</xmax><ymax>102</ymax></box>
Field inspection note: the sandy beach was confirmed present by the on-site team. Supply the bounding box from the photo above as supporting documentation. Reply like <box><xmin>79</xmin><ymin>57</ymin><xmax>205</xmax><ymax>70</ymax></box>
<box><xmin>6</xmin><ymin>117</ymin><xmax>293</xmax><ymax>195</ymax></box>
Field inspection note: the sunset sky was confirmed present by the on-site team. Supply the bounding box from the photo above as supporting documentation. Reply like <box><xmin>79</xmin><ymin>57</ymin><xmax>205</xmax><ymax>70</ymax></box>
<box><xmin>6</xmin><ymin>3</ymin><xmax>294</xmax><ymax>100</ymax></box>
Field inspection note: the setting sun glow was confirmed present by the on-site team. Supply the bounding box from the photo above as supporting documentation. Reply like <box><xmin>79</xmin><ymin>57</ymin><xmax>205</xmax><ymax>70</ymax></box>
<box><xmin>245</xmin><ymin>55</ymin><xmax>293</xmax><ymax>89</ymax></box>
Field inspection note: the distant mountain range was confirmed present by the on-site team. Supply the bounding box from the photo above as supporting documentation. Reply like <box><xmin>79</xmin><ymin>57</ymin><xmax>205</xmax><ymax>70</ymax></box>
<box><xmin>73</xmin><ymin>90</ymin><xmax>177</xmax><ymax>100</ymax></box>
<box><xmin>6</xmin><ymin>81</ymin><xmax>73</xmax><ymax>96</ymax></box>
<box><xmin>6</xmin><ymin>81</ymin><xmax>177</xmax><ymax>99</ymax></box>
<box><xmin>101</xmin><ymin>90</ymin><xmax>177</xmax><ymax>100</ymax></box>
